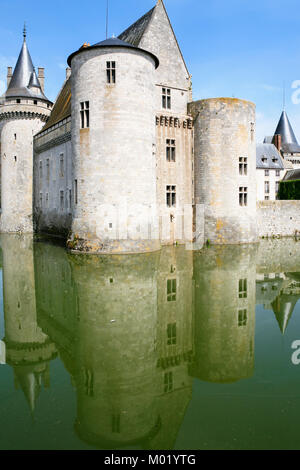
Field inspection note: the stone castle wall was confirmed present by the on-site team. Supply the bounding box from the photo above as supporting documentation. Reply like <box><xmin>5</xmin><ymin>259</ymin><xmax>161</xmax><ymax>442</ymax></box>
<box><xmin>257</xmin><ymin>201</ymin><xmax>300</xmax><ymax>239</ymax></box>
<box><xmin>189</xmin><ymin>98</ymin><xmax>258</xmax><ymax>245</ymax></box>
<box><xmin>69</xmin><ymin>46</ymin><xmax>160</xmax><ymax>254</ymax></box>
<box><xmin>0</xmin><ymin>101</ymin><xmax>51</xmax><ymax>233</ymax></box>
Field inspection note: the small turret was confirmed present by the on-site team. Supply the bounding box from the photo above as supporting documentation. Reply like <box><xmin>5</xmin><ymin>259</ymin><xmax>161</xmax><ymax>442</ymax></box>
<box><xmin>0</xmin><ymin>27</ymin><xmax>53</xmax><ymax>233</ymax></box>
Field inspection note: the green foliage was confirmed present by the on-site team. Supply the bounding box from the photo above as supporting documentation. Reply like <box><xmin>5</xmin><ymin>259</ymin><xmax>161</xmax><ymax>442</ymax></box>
<box><xmin>278</xmin><ymin>180</ymin><xmax>300</xmax><ymax>200</ymax></box>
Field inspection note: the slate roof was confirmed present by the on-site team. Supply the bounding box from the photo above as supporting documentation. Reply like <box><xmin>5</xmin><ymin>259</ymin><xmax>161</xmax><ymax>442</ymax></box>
<box><xmin>38</xmin><ymin>77</ymin><xmax>71</xmax><ymax>133</ymax></box>
<box><xmin>67</xmin><ymin>36</ymin><xmax>159</xmax><ymax>68</ymax></box>
<box><xmin>256</xmin><ymin>143</ymin><xmax>284</xmax><ymax>169</ymax></box>
<box><xmin>118</xmin><ymin>7</ymin><xmax>155</xmax><ymax>46</ymax></box>
<box><xmin>283</xmin><ymin>169</ymin><xmax>300</xmax><ymax>181</ymax></box>
<box><xmin>272</xmin><ymin>111</ymin><xmax>300</xmax><ymax>153</ymax></box>
<box><xmin>5</xmin><ymin>36</ymin><xmax>50</xmax><ymax>102</ymax></box>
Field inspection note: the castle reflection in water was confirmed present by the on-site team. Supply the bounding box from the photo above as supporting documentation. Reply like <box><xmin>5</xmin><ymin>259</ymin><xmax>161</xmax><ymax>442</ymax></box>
<box><xmin>1</xmin><ymin>234</ymin><xmax>300</xmax><ymax>449</ymax></box>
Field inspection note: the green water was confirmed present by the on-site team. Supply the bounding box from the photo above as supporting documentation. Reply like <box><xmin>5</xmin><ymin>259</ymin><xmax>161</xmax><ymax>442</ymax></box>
<box><xmin>0</xmin><ymin>234</ymin><xmax>300</xmax><ymax>450</ymax></box>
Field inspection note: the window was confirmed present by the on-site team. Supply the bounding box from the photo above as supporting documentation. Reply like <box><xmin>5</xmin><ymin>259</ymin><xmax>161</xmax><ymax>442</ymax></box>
<box><xmin>166</xmin><ymin>139</ymin><xmax>176</xmax><ymax>162</ymax></box>
<box><xmin>238</xmin><ymin>309</ymin><xmax>247</xmax><ymax>327</ymax></box>
<box><xmin>75</xmin><ymin>180</ymin><xmax>78</xmax><ymax>204</ymax></box>
<box><xmin>264</xmin><ymin>169</ymin><xmax>269</xmax><ymax>177</ymax></box>
<box><xmin>39</xmin><ymin>161</ymin><xmax>43</xmax><ymax>179</ymax></box>
<box><xmin>112</xmin><ymin>414</ymin><xmax>120</xmax><ymax>434</ymax></box>
<box><xmin>80</xmin><ymin>101</ymin><xmax>90</xmax><ymax>128</ymax></box>
<box><xmin>84</xmin><ymin>369</ymin><xmax>94</xmax><ymax>397</ymax></box>
<box><xmin>166</xmin><ymin>185</ymin><xmax>176</xmax><ymax>207</ymax></box>
<box><xmin>275</xmin><ymin>181</ymin><xmax>279</xmax><ymax>193</ymax></box>
<box><xmin>167</xmin><ymin>279</ymin><xmax>177</xmax><ymax>302</ymax></box>
<box><xmin>69</xmin><ymin>189</ymin><xmax>72</xmax><ymax>210</ymax></box>
<box><xmin>46</xmin><ymin>159</ymin><xmax>50</xmax><ymax>181</ymax></box>
<box><xmin>239</xmin><ymin>157</ymin><xmax>247</xmax><ymax>175</ymax></box>
<box><xmin>167</xmin><ymin>323</ymin><xmax>177</xmax><ymax>345</ymax></box>
<box><xmin>239</xmin><ymin>187</ymin><xmax>247</xmax><ymax>206</ymax></box>
<box><xmin>46</xmin><ymin>193</ymin><xmax>49</xmax><ymax>208</ymax></box>
<box><xmin>265</xmin><ymin>196</ymin><xmax>269</xmax><ymax>200</ymax></box>
<box><xmin>16</xmin><ymin>99</ymin><xmax>21</xmax><ymax>104</ymax></box>
<box><xmin>250</xmin><ymin>122</ymin><xmax>255</xmax><ymax>141</ymax></box>
<box><xmin>34</xmin><ymin>100</ymin><xmax>37</xmax><ymax>105</ymax></box>
<box><xmin>162</xmin><ymin>88</ymin><xmax>171</xmax><ymax>109</ymax></box>
<box><xmin>106</xmin><ymin>61</ymin><xmax>116</xmax><ymax>84</ymax></box>
<box><xmin>164</xmin><ymin>372</ymin><xmax>173</xmax><ymax>393</ymax></box>
<box><xmin>265</xmin><ymin>181</ymin><xmax>270</xmax><ymax>194</ymax></box>
<box><xmin>276</xmin><ymin>170</ymin><xmax>280</xmax><ymax>177</ymax></box>
<box><xmin>239</xmin><ymin>279</ymin><xmax>247</xmax><ymax>299</ymax></box>
<box><xmin>74</xmin><ymin>180</ymin><xmax>78</xmax><ymax>205</ymax></box>
<box><xmin>39</xmin><ymin>192</ymin><xmax>43</xmax><ymax>208</ymax></box>
<box><xmin>60</xmin><ymin>154</ymin><xmax>64</xmax><ymax>177</ymax></box>
<box><xmin>60</xmin><ymin>190</ymin><xmax>64</xmax><ymax>211</ymax></box>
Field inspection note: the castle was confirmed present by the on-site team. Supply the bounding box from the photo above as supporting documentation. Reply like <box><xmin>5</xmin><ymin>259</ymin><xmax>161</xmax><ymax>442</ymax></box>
<box><xmin>0</xmin><ymin>0</ymin><xmax>299</xmax><ymax>254</ymax></box>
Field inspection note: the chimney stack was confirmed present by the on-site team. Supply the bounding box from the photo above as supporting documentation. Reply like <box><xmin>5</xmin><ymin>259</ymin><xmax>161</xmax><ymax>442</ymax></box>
<box><xmin>38</xmin><ymin>68</ymin><xmax>45</xmax><ymax>92</ymax></box>
<box><xmin>274</xmin><ymin>134</ymin><xmax>282</xmax><ymax>152</ymax></box>
<box><xmin>7</xmin><ymin>67</ymin><xmax>13</xmax><ymax>88</ymax></box>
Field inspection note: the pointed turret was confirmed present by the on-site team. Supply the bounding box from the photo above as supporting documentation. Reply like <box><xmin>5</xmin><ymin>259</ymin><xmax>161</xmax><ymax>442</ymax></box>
<box><xmin>271</xmin><ymin>294</ymin><xmax>297</xmax><ymax>334</ymax></box>
<box><xmin>4</xmin><ymin>28</ymin><xmax>49</xmax><ymax>101</ymax></box>
<box><xmin>273</xmin><ymin>111</ymin><xmax>300</xmax><ymax>153</ymax></box>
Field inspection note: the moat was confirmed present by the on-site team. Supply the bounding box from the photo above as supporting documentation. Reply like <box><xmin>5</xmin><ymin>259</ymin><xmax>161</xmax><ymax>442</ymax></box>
<box><xmin>1</xmin><ymin>234</ymin><xmax>300</xmax><ymax>450</ymax></box>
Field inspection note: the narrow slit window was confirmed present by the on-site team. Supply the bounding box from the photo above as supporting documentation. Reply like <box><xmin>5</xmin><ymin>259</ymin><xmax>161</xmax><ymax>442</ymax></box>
<box><xmin>107</xmin><ymin>61</ymin><xmax>116</xmax><ymax>84</ymax></box>
<box><xmin>60</xmin><ymin>190</ymin><xmax>64</xmax><ymax>211</ymax></box>
<box><xmin>46</xmin><ymin>159</ymin><xmax>50</xmax><ymax>181</ymax></box>
<box><xmin>39</xmin><ymin>161</ymin><xmax>43</xmax><ymax>179</ymax></box>
<box><xmin>60</xmin><ymin>154</ymin><xmax>64</xmax><ymax>177</ymax></box>
<box><xmin>75</xmin><ymin>180</ymin><xmax>78</xmax><ymax>204</ymax></box>
<box><xmin>80</xmin><ymin>101</ymin><xmax>89</xmax><ymax>128</ymax></box>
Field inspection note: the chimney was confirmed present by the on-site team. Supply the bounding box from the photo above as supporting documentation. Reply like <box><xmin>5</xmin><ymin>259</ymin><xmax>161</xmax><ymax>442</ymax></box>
<box><xmin>66</xmin><ymin>67</ymin><xmax>71</xmax><ymax>80</ymax></box>
<box><xmin>7</xmin><ymin>67</ymin><xmax>13</xmax><ymax>88</ymax></box>
<box><xmin>274</xmin><ymin>134</ymin><xmax>282</xmax><ymax>152</ymax></box>
<box><xmin>38</xmin><ymin>68</ymin><xmax>45</xmax><ymax>92</ymax></box>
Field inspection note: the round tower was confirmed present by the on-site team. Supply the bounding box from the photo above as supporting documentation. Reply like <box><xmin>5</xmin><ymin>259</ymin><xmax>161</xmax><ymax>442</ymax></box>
<box><xmin>69</xmin><ymin>252</ymin><xmax>160</xmax><ymax>448</ymax></box>
<box><xmin>67</xmin><ymin>38</ymin><xmax>160</xmax><ymax>254</ymax></box>
<box><xmin>0</xmin><ymin>29</ymin><xmax>52</xmax><ymax>233</ymax></box>
<box><xmin>189</xmin><ymin>98</ymin><xmax>257</xmax><ymax>245</ymax></box>
<box><xmin>189</xmin><ymin>244</ymin><xmax>257</xmax><ymax>383</ymax></box>
<box><xmin>1</xmin><ymin>234</ymin><xmax>57</xmax><ymax>413</ymax></box>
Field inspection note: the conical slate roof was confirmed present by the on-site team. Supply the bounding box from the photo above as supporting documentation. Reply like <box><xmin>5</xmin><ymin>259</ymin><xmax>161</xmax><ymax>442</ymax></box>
<box><xmin>67</xmin><ymin>36</ymin><xmax>159</xmax><ymax>68</ymax></box>
<box><xmin>273</xmin><ymin>111</ymin><xmax>300</xmax><ymax>153</ymax></box>
<box><xmin>5</xmin><ymin>34</ymin><xmax>49</xmax><ymax>101</ymax></box>
<box><xmin>271</xmin><ymin>294</ymin><xmax>298</xmax><ymax>334</ymax></box>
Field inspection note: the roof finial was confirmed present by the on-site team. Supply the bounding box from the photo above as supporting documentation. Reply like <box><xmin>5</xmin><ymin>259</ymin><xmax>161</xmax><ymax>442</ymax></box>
<box><xmin>23</xmin><ymin>22</ymin><xmax>27</xmax><ymax>41</ymax></box>
<box><xmin>283</xmin><ymin>80</ymin><xmax>286</xmax><ymax>111</ymax></box>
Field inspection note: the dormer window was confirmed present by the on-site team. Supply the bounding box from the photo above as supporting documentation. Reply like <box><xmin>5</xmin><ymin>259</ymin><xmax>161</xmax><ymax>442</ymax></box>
<box><xmin>261</xmin><ymin>156</ymin><xmax>267</xmax><ymax>164</ymax></box>
<box><xmin>272</xmin><ymin>157</ymin><xmax>278</xmax><ymax>164</ymax></box>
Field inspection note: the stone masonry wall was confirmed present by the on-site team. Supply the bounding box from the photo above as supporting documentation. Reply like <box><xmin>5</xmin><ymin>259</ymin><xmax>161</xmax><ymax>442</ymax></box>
<box><xmin>257</xmin><ymin>200</ymin><xmax>300</xmax><ymax>238</ymax></box>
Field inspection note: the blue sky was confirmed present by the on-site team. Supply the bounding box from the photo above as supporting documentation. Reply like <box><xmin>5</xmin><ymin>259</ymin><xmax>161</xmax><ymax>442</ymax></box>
<box><xmin>1</xmin><ymin>0</ymin><xmax>300</xmax><ymax>142</ymax></box>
